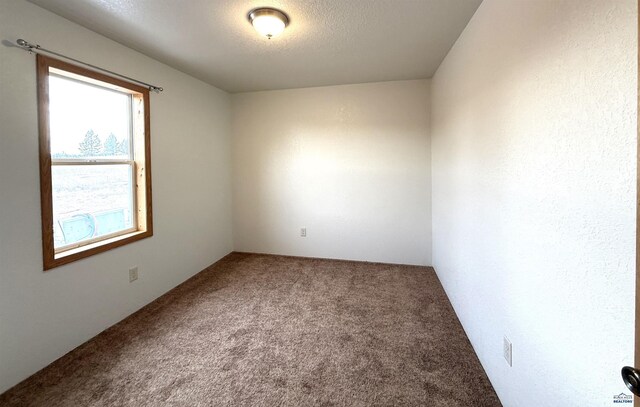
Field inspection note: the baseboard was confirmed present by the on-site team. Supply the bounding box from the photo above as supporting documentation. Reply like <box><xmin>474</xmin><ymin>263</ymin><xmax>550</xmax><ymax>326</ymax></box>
<box><xmin>230</xmin><ymin>250</ymin><xmax>433</xmax><ymax>269</ymax></box>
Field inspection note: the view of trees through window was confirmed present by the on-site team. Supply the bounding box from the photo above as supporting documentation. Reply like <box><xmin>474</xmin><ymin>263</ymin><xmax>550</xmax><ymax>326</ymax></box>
<box><xmin>52</xmin><ymin>129</ymin><xmax>130</xmax><ymax>158</ymax></box>
<box><xmin>49</xmin><ymin>73</ymin><xmax>135</xmax><ymax>249</ymax></box>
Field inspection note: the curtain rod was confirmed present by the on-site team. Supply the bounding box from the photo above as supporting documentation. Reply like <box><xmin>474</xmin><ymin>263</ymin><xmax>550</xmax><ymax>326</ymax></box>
<box><xmin>16</xmin><ymin>39</ymin><xmax>164</xmax><ymax>93</ymax></box>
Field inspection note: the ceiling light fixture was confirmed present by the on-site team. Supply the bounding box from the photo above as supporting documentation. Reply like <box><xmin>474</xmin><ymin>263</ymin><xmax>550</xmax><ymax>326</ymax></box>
<box><xmin>248</xmin><ymin>7</ymin><xmax>289</xmax><ymax>39</ymax></box>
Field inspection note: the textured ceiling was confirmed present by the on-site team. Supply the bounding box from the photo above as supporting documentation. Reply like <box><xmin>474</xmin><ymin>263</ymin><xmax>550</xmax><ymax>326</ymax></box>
<box><xmin>26</xmin><ymin>0</ymin><xmax>482</xmax><ymax>93</ymax></box>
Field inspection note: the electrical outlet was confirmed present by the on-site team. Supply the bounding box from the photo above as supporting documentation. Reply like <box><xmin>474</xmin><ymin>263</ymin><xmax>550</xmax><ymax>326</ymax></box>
<box><xmin>503</xmin><ymin>336</ymin><xmax>512</xmax><ymax>366</ymax></box>
<box><xmin>129</xmin><ymin>267</ymin><xmax>138</xmax><ymax>283</ymax></box>
<box><xmin>300</xmin><ymin>228</ymin><xmax>307</xmax><ymax>237</ymax></box>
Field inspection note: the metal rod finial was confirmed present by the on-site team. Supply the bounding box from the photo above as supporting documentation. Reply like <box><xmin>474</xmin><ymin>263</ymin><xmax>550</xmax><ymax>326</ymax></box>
<box><xmin>17</xmin><ymin>39</ymin><xmax>38</xmax><ymax>49</ymax></box>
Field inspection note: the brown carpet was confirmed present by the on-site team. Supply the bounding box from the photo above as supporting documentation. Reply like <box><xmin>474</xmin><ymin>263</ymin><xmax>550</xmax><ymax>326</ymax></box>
<box><xmin>0</xmin><ymin>252</ymin><xmax>501</xmax><ymax>406</ymax></box>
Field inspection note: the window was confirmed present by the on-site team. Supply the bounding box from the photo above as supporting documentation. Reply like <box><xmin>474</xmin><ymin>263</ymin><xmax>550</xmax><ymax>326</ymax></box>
<box><xmin>37</xmin><ymin>55</ymin><xmax>153</xmax><ymax>270</ymax></box>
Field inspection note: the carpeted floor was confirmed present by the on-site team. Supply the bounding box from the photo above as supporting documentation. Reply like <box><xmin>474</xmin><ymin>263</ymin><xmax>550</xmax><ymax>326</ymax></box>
<box><xmin>0</xmin><ymin>252</ymin><xmax>501</xmax><ymax>406</ymax></box>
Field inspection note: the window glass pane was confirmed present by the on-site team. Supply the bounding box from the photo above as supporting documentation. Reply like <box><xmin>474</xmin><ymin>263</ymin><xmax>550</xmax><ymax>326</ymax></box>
<box><xmin>52</xmin><ymin>165</ymin><xmax>134</xmax><ymax>248</ymax></box>
<box><xmin>49</xmin><ymin>74</ymin><xmax>131</xmax><ymax>160</ymax></box>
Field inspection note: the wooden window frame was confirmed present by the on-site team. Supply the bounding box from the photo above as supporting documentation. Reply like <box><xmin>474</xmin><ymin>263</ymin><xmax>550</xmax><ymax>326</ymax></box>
<box><xmin>37</xmin><ymin>55</ymin><xmax>153</xmax><ymax>270</ymax></box>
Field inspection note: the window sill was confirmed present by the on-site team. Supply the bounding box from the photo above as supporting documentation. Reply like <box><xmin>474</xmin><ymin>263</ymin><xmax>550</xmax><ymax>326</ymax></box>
<box><xmin>45</xmin><ymin>229</ymin><xmax>152</xmax><ymax>270</ymax></box>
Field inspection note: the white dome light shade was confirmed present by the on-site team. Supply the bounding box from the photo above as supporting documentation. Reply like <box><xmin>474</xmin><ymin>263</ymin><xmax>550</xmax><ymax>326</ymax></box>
<box><xmin>248</xmin><ymin>8</ymin><xmax>289</xmax><ymax>39</ymax></box>
<box><xmin>252</xmin><ymin>15</ymin><xmax>285</xmax><ymax>38</ymax></box>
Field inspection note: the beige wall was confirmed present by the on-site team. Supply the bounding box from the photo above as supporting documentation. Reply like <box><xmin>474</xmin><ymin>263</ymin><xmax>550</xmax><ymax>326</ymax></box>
<box><xmin>430</xmin><ymin>0</ymin><xmax>637</xmax><ymax>405</ymax></box>
<box><xmin>0</xmin><ymin>0</ymin><xmax>233</xmax><ymax>393</ymax></box>
<box><xmin>231</xmin><ymin>80</ymin><xmax>431</xmax><ymax>266</ymax></box>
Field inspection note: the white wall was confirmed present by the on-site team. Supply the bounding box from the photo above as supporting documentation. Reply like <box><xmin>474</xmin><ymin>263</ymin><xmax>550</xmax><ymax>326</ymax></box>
<box><xmin>431</xmin><ymin>1</ymin><xmax>637</xmax><ymax>406</ymax></box>
<box><xmin>232</xmin><ymin>80</ymin><xmax>431</xmax><ymax>266</ymax></box>
<box><xmin>0</xmin><ymin>0</ymin><xmax>233</xmax><ymax>393</ymax></box>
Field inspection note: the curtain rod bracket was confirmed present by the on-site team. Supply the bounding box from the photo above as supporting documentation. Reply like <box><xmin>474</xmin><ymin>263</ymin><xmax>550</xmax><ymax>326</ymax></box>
<box><xmin>17</xmin><ymin>39</ymin><xmax>39</xmax><ymax>54</ymax></box>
